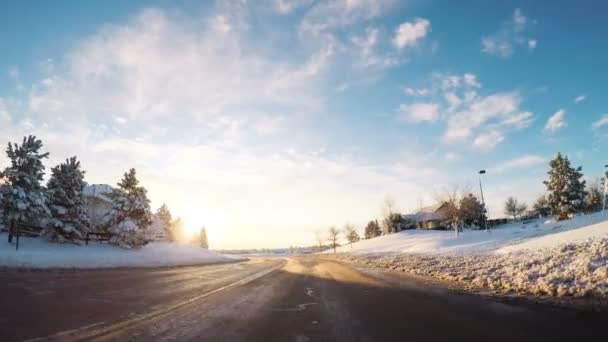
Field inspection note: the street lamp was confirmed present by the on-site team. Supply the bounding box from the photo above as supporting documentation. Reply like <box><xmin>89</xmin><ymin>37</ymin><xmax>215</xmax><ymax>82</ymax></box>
<box><xmin>478</xmin><ymin>170</ymin><xmax>488</xmax><ymax>232</ymax></box>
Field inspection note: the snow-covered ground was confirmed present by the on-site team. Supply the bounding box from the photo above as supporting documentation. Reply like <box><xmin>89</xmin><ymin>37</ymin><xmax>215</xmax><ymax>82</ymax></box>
<box><xmin>331</xmin><ymin>212</ymin><xmax>608</xmax><ymax>256</ymax></box>
<box><xmin>330</xmin><ymin>212</ymin><xmax>608</xmax><ymax>298</ymax></box>
<box><xmin>0</xmin><ymin>234</ymin><xmax>241</xmax><ymax>268</ymax></box>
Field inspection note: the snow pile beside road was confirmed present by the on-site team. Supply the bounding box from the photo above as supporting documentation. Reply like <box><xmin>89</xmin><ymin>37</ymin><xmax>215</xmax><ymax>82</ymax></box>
<box><xmin>331</xmin><ymin>212</ymin><xmax>608</xmax><ymax>256</ymax></box>
<box><xmin>341</xmin><ymin>236</ymin><xmax>608</xmax><ymax>297</ymax></box>
<box><xmin>0</xmin><ymin>234</ymin><xmax>240</xmax><ymax>268</ymax></box>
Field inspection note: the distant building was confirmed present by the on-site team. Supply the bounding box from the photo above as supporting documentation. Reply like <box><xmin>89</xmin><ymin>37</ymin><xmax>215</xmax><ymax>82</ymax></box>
<box><xmin>404</xmin><ymin>202</ymin><xmax>451</xmax><ymax>230</ymax></box>
<box><xmin>146</xmin><ymin>215</ymin><xmax>170</xmax><ymax>242</ymax></box>
<box><xmin>83</xmin><ymin>184</ymin><xmax>114</xmax><ymax>230</ymax></box>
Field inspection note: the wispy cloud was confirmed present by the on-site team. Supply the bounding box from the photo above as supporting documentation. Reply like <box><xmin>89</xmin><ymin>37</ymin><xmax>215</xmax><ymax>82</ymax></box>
<box><xmin>574</xmin><ymin>94</ymin><xmax>586</xmax><ymax>103</ymax></box>
<box><xmin>592</xmin><ymin>114</ymin><xmax>608</xmax><ymax>130</ymax></box>
<box><xmin>544</xmin><ymin>109</ymin><xmax>566</xmax><ymax>132</ymax></box>
<box><xmin>398</xmin><ymin>72</ymin><xmax>533</xmax><ymax>151</ymax></box>
<box><xmin>481</xmin><ymin>8</ymin><xmax>536</xmax><ymax>58</ymax></box>
<box><xmin>490</xmin><ymin>155</ymin><xmax>547</xmax><ymax>174</ymax></box>
<box><xmin>399</xmin><ymin>103</ymin><xmax>439</xmax><ymax>122</ymax></box>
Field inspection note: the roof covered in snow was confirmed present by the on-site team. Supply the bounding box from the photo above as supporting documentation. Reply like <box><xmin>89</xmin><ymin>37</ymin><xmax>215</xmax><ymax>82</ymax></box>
<box><xmin>83</xmin><ymin>184</ymin><xmax>113</xmax><ymax>202</ymax></box>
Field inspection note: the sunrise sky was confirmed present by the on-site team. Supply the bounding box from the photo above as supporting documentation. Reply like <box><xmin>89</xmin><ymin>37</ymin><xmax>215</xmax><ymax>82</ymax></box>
<box><xmin>1</xmin><ymin>0</ymin><xmax>607</xmax><ymax>248</ymax></box>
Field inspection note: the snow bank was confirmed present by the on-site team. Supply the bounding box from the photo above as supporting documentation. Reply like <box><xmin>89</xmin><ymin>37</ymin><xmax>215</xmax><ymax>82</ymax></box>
<box><xmin>0</xmin><ymin>234</ymin><xmax>241</xmax><ymax>268</ymax></box>
<box><xmin>330</xmin><ymin>212</ymin><xmax>608</xmax><ymax>256</ymax></box>
<box><xmin>330</xmin><ymin>213</ymin><xmax>608</xmax><ymax>298</ymax></box>
<box><xmin>498</xmin><ymin>218</ymin><xmax>608</xmax><ymax>254</ymax></box>
<box><xmin>338</xmin><ymin>237</ymin><xmax>608</xmax><ymax>297</ymax></box>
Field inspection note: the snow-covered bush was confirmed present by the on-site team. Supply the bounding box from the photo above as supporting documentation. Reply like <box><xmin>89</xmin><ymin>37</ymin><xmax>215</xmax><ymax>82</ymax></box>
<box><xmin>0</xmin><ymin>135</ymin><xmax>50</xmax><ymax>239</ymax></box>
<box><xmin>42</xmin><ymin>157</ymin><xmax>90</xmax><ymax>243</ymax></box>
<box><xmin>104</xmin><ymin>168</ymin><xmax>152</xmax><ymax>248</ymax></box>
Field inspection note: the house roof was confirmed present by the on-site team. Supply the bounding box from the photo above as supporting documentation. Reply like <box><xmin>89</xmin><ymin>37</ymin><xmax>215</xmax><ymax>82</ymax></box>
<box><xmin>83</xmin><ymin>184</ymin><xmax>113</xmax><ymax>202</ymax></box>
<box><xmin>405</xmin><ymin>202</ymin><xmax>449</xmax><ymax>222</ymax></box>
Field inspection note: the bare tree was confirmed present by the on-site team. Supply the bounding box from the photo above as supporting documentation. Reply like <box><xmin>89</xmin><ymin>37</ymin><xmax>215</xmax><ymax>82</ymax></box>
<box><xmin>504</xmin><ymin>197</ymin><xmax>527</xmax><ymax>220</ymax></box>
<box><xmin>344</xmin><ymin>224</ymin><xmax>360</xmax><ymax>249</ymax></box>
<box><xmin>432</xmin><ymin>184</ymin><xmax>471</xmax><ymax>228</ymax></box>
<box><xmin>327</xmin><ymin>226</ymin><xmax>340</xmax><ymax>254</ymax></box>
<box><xmin>314</xmin><ymin>230</ymin><xmax>324</xmax><ymax>252</ymax></box>
<box><xmin>381</xmin><ymin>195</ymin><xmax>399</xmax><ymax>234</ymax></box>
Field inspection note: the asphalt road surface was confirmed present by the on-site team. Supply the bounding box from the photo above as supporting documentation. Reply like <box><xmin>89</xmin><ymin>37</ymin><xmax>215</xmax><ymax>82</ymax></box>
<box><xmin>1</xmin><ymin>257</ymin><xmax>606</xmax><ymax>342</ymax></box>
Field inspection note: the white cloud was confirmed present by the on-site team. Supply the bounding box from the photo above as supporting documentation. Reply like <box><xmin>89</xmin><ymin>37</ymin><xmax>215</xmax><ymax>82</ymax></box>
<box><xmin>399</xmin><ymin>72</ymin><xmax>532</xmax><ymax>151</ymax></box>
<box><xmin>592</xmin><ymin>114</ymin><xmax>608</xmax><ymax>130</ymax></box>
<box><xmin>544</xmin><ymin>109</ymin><xmax>566</xmax><ymax>132</ymax></box>
<box><xmin>392</xmin><ymin>18</ymin><xmax>431</xmax><ymax>49</ymax></box>
<box><xmin>300</xmin><ymin>0</ymin><xmax>395</xmax><ymax>35</ymax></box>
<box><xmin>399</xmin><ymin>103</ymin><xmax>439</xmax><ymax>122</ymax></box>
<box><xmin>491</xmin><ymin>155</ymin><xmax>547</xmax><ymax>174</ymax></box>
<box><xmin>27</xmin><ymin>7</ymin><xmax>332</xmax><ymax>129</ymax></box>
<box><xmin>274</xmin><ymin>0</ymin><xmax>313</xmax><ymax>14</ymax></box>
<box><xmin>481</xmin><ymin>8</ymin><xmax>535</xmax><ymax>58</ymax></box>
<box><xmin>574</xmin><ymin>94</ymin><xmax>586</xmax><ymax>103</ymax></box>
<box><xmin>499</xmin><ymin>111</ymin><xmax>533</xmax><ymax>129</ymax></box>
<box><xmin>351</xmin><ymin>27</ymin><xmax>399</xmax><ymax>69</ymax></box>
<box><xmin>402</xmin><ymin>87</ymin><xmax>430</xmax><ymax>96</ymax></box>
<box><xmin>472</xmin><ymin>130</ymin><xmax>504</xmax><ymax>151</ymax></box>
<box><xmin>210</xmin><ymin>15</ymin><xmax>231</xmax><ymax>33</ymax></box>
<box><xmin>114</xmin><ymin>116</ymin><xmax>127</xmax><ymax>125</ymax></box>
<box><xmin>444</xmin><ymin>92</ymin><xmax>526</xmax><ymax>143</ymax></box>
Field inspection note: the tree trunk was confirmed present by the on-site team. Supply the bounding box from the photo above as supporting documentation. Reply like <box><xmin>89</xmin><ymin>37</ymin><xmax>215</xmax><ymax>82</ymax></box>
<box><xmin>8</xmin><ymin>223</ymin><xmax>14</xmax><ymax>243</ymax></box>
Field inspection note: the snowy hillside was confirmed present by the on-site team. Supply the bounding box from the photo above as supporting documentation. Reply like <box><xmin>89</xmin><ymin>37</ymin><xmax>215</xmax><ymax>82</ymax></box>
<box><xmin>331</xmin><ymin>213</ymin><xmax>608</xmax><ymax>298</ymax></box>
<box><xmin>0</xmin><ymin>234</ymin><xmax>241</xmax><ymax>268</ymax></box>
<box><xmin>330</xmin><ymin>212</ymin><xmax>608</xmax><ymax>256</ymax></box>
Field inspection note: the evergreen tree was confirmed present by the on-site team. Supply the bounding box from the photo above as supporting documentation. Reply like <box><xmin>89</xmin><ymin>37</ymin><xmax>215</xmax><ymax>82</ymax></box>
<box><xmin>156</xmin><ymin>204</ymin><xmax>174</xmax><ymax>241</ymax></box>
<box><xmin>43</xmin><ymin>157</ymin><xmax>90</xmax><ymax>243</ymax></box>
<box><xmin>0</xmin><ymin>135</ymin><xmax>50</xmax><ymax>242</ymax></box>
<box><xmin>200</xmin><ymin>227</ymin><xmax>209</xmax><ymax>248</ymax></box>
<box><xmin>364</xmin><ymin>220</ymin><xmax>382</xmax><ymax>239</ymax></box>
<box><xmin>458</xmin><ymin>193</ymin><xmax>486</xmax><ymax>227</ymax></box>
<box><xmin>585</xmin><ymin>180</ymin><xmax>603</xmax><ymax>213</ymax></box>
<box><xmin>543</xmin><ymin>153</ymin><xmax>586</xmax><ymax>220</ymax></box>
<box><xmin>104</xmin><ymin>168</ymin><xmax>152</xmax><ymax>248</ymax></box>
<box><xmin>344</xmin><ymin>224</ymin><xmax>360</xmax><ymax>248</ymax></box>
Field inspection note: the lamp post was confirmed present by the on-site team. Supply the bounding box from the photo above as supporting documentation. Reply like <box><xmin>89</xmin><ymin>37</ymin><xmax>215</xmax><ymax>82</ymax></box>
<box><xmin>479</xmin><ymin>170</ymin><xmax>488</xmax><ymax>232</ymax></box>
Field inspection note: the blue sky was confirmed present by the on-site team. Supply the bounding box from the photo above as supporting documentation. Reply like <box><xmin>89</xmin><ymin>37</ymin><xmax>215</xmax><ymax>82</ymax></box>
<box><xmin>1</xmin><ymin>0</ymin><xmax>607</xmax><ymax>248</ymax></box>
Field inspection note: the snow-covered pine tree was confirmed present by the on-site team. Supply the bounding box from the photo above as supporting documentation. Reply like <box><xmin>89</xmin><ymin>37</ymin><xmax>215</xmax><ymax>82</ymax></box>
<box><xmin>104</xmin><ymin>168</ymin><xmax>152</xmax><ymax>248</ymax></box>
<box><xmin>543</xmin><ymin>153</ymin><xmax>587</xmax><ymax>220</ymax></box>
<box><xmin>584</xmin><ymin>180</ymin><xmax>603</xmax><ymax>213</ymax></box>
<box><xmin>43</xmin><ymin>157</ymin><xmax>90</xmax><ymax>243</ymax></box>
<box><xmin>199</xmin><ymin>227</ymin><xmax>208</xmax><ymax>249</ymax></box>
<box><xmin>0</xmin><ymin>135</ymin><xmax>50</xmax><ymax>242</ymax></box>
<box><xmin>156</xmin><ymin>204</ymin><xmax>174</xmax><ymax>241</ymax></box>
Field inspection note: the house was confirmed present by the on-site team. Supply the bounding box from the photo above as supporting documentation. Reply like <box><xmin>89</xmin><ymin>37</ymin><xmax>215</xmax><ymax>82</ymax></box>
<box><xmin>146</xmin><ymin>215</ymin><xmax>170</xmax><ymax>242</ymax></box>
<box><xmin>83</xmin><ymin>184</ymin><xmax>114</xmax><ymax>229</ymax></box>
<box><xmin>83</xmin><ymin>183</ymin><xmax>169</xmax><ymax>241</ymax></box>
<box><xmin>405</xmin><ymin>202</ymin><xmax>452</xmax><ymax>230</ymax></box>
